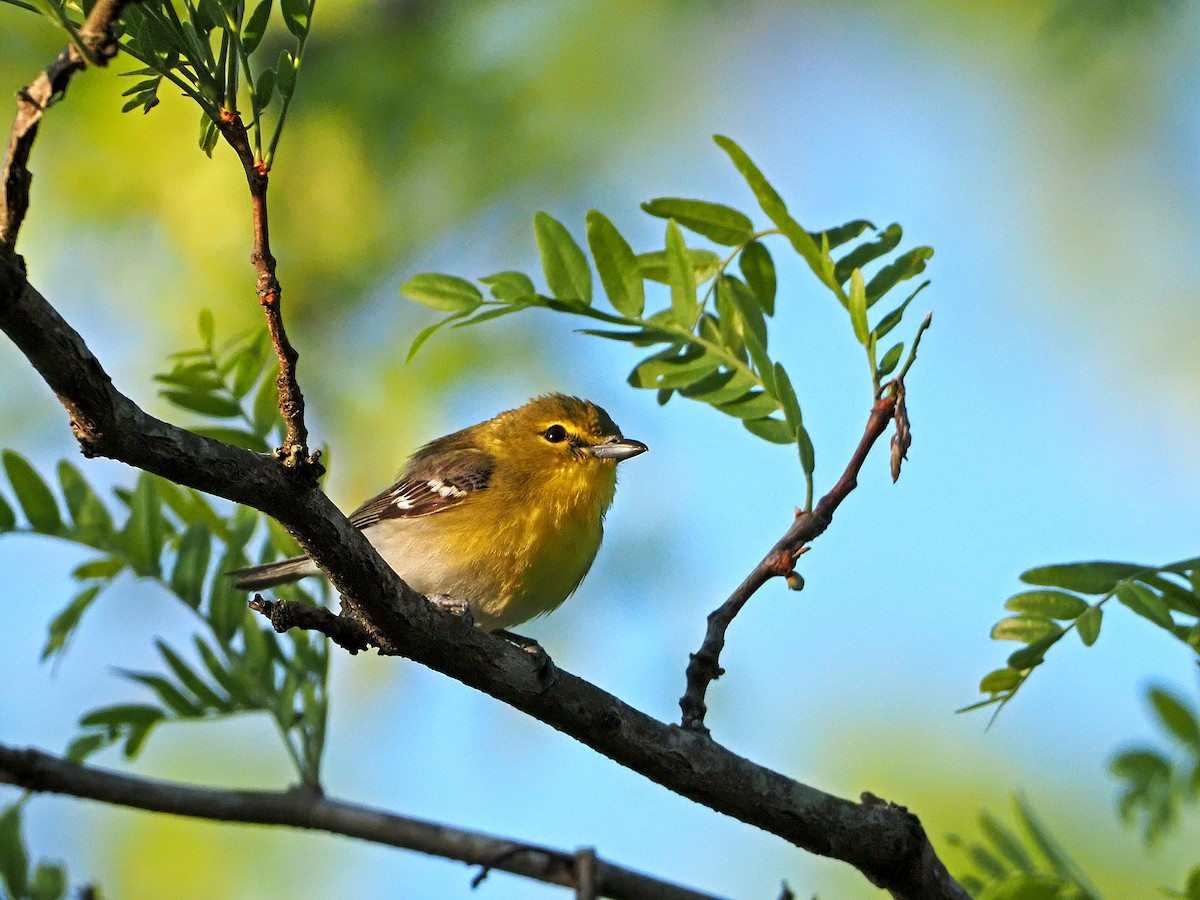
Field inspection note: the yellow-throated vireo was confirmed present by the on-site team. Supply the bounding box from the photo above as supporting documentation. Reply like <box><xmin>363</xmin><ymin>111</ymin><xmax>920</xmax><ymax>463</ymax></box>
<box><xmin>229</xmin><ymin>394</ymin><xmax>647</xmax><ymax>631</ymax></box>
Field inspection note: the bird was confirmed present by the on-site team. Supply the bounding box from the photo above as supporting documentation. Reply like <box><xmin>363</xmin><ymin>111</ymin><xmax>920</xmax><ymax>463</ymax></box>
<box><xmin>228</xmin><ymin>394</ymin><xmax>647</xmax><ymax>632</ymax></box>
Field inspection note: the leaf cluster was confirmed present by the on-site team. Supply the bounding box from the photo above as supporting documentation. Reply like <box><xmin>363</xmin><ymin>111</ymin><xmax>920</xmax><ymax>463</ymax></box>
<box><xmin>0</xmin><ymin>314</ymin><xmax>328</xmax><ymax>786</ymax></box>
<box><xmin>401</xmin><ymin>135</ymin><xmax>933</xmax><ymax>509</ymax></box>
<box><xmin>0</xmin><ymin>803</ymin><xmax>67</xmax><ymax>900</ymax></box>
<box><xmin>1110</xmin><ymin>684</ymin><xmax>1200</xmax><ymax>845</ymax></box>
<box><xmin>950</xmin><ymin>796</ymin><xmax>1103</xmax><ymax>900</ymax></box>
<box><xmin>7</xmin><ymin>0</ymin><xmax>313</xmax><ymax>165</ymax></box>
<box><xmin>963</xmin><ymin>557</ymin><xmax>1200</xmax><ymax>720</ymax></box>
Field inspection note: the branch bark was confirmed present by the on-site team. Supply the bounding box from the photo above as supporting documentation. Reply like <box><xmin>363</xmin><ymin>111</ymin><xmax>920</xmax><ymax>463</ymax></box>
<box><xmin>0</xmin><ymin>11</ymin><xmax>968</xmax><ymax>899</ymax></box>
<box><xmin>0</xmin><ymin>743</ymin><xmax>718</xmax><ymax>900</ymax></box>
<box><xmin>679</xmin><ymin>393</ymin><xmax>900</xmax><ymax>733</ymax></box>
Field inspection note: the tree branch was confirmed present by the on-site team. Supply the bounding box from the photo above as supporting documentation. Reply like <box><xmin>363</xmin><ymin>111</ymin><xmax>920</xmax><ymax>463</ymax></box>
<box><xmin>215</xmin><ymin>111</ymin><xmax>318</xmax><ymax>474</ymax></box>
<box><xmin>0</xmin><ymin>743</ymin><xmax>718</xmax><ymax>900</ymax></box>
<box><xmin>679</xmin><ymin>392</ymin><xmax>902</xmax><ymax>733</ymax></box>
<box><xmin>0</xmin><ymin>21</ymin><xmax>967</xmax><ymax>898</ymax></box>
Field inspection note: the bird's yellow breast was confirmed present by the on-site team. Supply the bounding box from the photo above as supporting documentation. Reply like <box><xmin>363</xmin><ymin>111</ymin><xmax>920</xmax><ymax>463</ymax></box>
<box><xmin>365</xmin><ymin>457</ymin><xmax>618</xmax><ymax>631</ymax></box>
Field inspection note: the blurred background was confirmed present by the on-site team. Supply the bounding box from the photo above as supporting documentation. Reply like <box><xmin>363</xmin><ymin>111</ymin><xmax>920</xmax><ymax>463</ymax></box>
<box><xmin>2</xmin><ymin>0</ymin><xmax>1200</xmax><ymax>896</ymax></box>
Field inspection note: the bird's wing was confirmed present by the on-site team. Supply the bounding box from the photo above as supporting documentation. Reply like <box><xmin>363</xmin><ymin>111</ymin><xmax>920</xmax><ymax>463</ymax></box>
<box><xmin>348</xmin><ymin>445</ymin><xmax>495</xmax><ymax>528</ymax></box>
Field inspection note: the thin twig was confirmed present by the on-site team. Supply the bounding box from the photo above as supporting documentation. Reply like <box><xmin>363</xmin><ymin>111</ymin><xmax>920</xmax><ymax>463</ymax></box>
<box><xmin>215</xmin><ymin>111</ymin><xmax>319</xmax><ymax>476</ymax></box>
<box><xmin>249</xmin><ymin>596</ymin><xmax>371</xmax><ymax>654</ymax></box>
<box><xmin>0</xmin><ymin>743</ymin><xmax>719</xmax><ymax>900</ymax></box>
<box><xmin>1</xmin><ymin>0</ymin><xmax>134</xmax><ymax>248</ymax></box>
<box><xmin>679</xmin><ymin>392</ymin><xmax>899</xmax><ymax>733</ymax></box>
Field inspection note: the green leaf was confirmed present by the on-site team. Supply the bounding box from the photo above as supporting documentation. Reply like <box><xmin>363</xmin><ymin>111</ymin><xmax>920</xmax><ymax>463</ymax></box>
<box><xmin>1116</xmin><ymin>582</ymin><xmax>1174</xmax><ymax>629</ymax></box>
<box><xmin>195</xmin><ymin>637</ymin><xmax>256</xmax><ymax>707</ymax></box>
<box><xmin>1012</xmin><ymin>796</ymin><xmax>1101</xmax><ymax>897</ymax></box>
<box><xmin>665</xmin><ymin>220</ymin><xmax>698</xmax><ymax>328</ymax></box>
<box><xmin>208</xmin><ymin>545</ymin><xmax>249</xmax><ymax>642</ymax></box>
<box><xmin>399</xmin><ymin>273</ymin><xmax>483</xmax><ymax>314</ymax></box>
<box><xmin>719</xmin><ymin>276</ymin><xmax>768</xmax><ymax>364</ymax></box>
<box><xmin>156</xmin><ymin>640</ymin><xmax>231</xmax><ymax>712</ymax></box>
<box><xmin>251</xmin><ymin>364</ymin><xmax>280</xmax><ymax>436</ymax></box>
<box><xmin>0</xmin><ymin>492</ymin><xmax>14</xmax><ymax>531</ymax></box>
<box><xmin>275</xmin><ymin>49</ymin><xmax>296</xmax><ymax>98</ymax></box>
<box><xmin>1076</xmin><ymin>604</ymin><xmax>1102</xmax><ymax>646</ymax></box>
<box><xmin>280</xmin><ymin>0</ymin><xmax>309</xmax><ymax>37</ymax></box>
<box><xmin>122</xmin><ymin>473</ymin><xmax>164</xmax><ymax>577</ymax></box>
<box><xmin>637</xmin><ymin>248</ymin><xmax>722</xmax><ymax>285</ymax></box>
<box><xmin>198</xmin><ymin>111</ymin><xmax>220</xmax><ymax>157</ymax></box>
<box><xmin>79</xmin><ymin>703</ymin><xmax>166</xmax><ymax>728</ymax></box>
<box><xmin>57</xmin><ymin>459</ymin><xmax>112</xmax><ymax>539</ymax></box>
<box><xmin>812</xmin><ymin>219</ymin><xmax>874</xmax><ymax>251</ymax></box>
<box><xmin>241</xmin><ymin>0</ymin><xmax>272</xmax><ymax>53</ymax></box>
<box><xmin>739</xmin><ymin>241</ymin><xmax>776</xmax><ymax>316</ymax></box>
<box><xmin>534</xmin><ymin>211</ymin><xmax>591</xmax><ymax>304</ymax></box>
<box><xmin>480</xmin><ymin>270</ymin><xmax>536</xmax><ymax>302</ymax></box>
<box><xmin>712</xmin><ymin>135</ymin><xmax>831</xmax><ymax>288</ymax></box>
<box><xmin>977</xmin><ymin>812</ymin><xmax>1035</xmax><ymax>873</ymax></box>
<box><xmin>120</xmin><ymin>671</ymin><xmax>203</xmax><ymax>717</ymax></box>
<box><xmin>874</xmin><ymin>281</ymin><xmax>930</xmax><ymax>341</ymax></box>
<box><xmin>65</xmin><ymin>732</ymin><xmax>110</xmax><ymax>763</ymax></box>
<box><xmin>42</xmin><ymin>585</ymin><xmax>102</xmax><ymax>661</ymax></box>
<box><xmin>772</xmin><ymin>363</ymin><xmax>802</xmax><ymax>431</ymax></box>
<box><xmin>1148</xmin><ymin>687</ymin><xmax>1200</xmax><ymax>748</ymax></box>
<box><xmin>866</xmin><ymin>246</ymin><xmax>935</xmax><ymax>307</ymax></box>
<box><xmin>161</xmin><ymin>389</ymin><xmax>242</xmax><ymax>418</ymax></box>
<box><xmin>640</xmin><ymin>197</ymin><xmax>754</xmax><ymax>246</ymax></box>
<box><xmin>743</xmin><ymin>417</ymin><xmax>794</xmax><ymax>445</ymax></box>
<box><xmin>834</xmin><ymin>223</ymin><xmax>902</xmax><ymax>284</ymax></box>
<box><xmin>991</xmin><ymin>615</ymin><xmax>1062</xmax><ymax>644</ymax></box>
<box><xmin>978</xmin><ymin>874</ymin><xmax>1067</xmax><ymax>900</ymax></box>
<box><xmin>253</xmin><ymin>67</ymin><xmax>276</xmax><ymax>112</ymax></box>
<box><xmin>3</xmin><ymin>450</ymin><xmax>63</xmax><ymax>534</ymax></box>
<box><xmin>579</xmin><ymin>327</ymin><xmax>678</xmax><ymax>346</ymax></box>
<box><xmin>28</xmin><ymin>862</ymin><xmax>67</xmax><ymax>900</ymax></box>
<box><xmin>1006</xmin><ymin>633</ymin><xmax>1060</xmax><ymax>670</ymax></box>
<box><xmin>678</xmin><ymin>368</ymin><xmax>758</xmax><ymax>404</ymax></box>
<box><xmin>71</xmin><ymin>557</ymin><xmax>124</xmax><ymax>580</ymax></box>
<box><xmin>628</xmin><ymin>346</ymin><xmax>720</xmax><ymax>391</ymax></box>
<box><xmin>877</xmin><ymin>342</ymin><xmax>903</xmax><ymax>378</ymax></box>
<box><xmin>0</xmin><ymin>804</ymin><xmax>28</xmax><ymax>900</ymax></box>
<box><xmin>1003</xmin><ymin>590</ymin><xmax>1088</xmax><ymax>620</ymax></box>
<box><xmin>1020</xmin><ymin>560</ymin><xmax>1147</xmax><ymax>594</ymax></box>
<box><xmin>715</xmin><ymin>392</ymin><xmax>780</xmax><ymax>420</ymax></box>
<box><xmin>848</xmin><ymin>268</ymin><xmax>869</xmax><ymax>345</ymax></box>
<box><xmin>979</xmin><ymin>668</ymin><xmax>1022</xmax><ymax>693</ymax></box>
<box><xmin>586</xmin><ymin>210</ymin><xmax>644</xmax><ymax>318</ymax></box>
<box><xmin>171</xmin><ymin>523</ymin><xmax>211</xmax><ymax>609</ymax></box>
<box><xmin>796</xmin><ymin>423</ymin><xmax>815</xmax><ymax>476</ymax></box>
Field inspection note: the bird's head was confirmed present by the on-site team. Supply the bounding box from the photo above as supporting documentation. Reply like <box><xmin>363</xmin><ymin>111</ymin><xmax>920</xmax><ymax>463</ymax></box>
<box><xmin>489</xmin><ymin>394</ymin><xmax>648</xmax><ymax>471</ymax></box>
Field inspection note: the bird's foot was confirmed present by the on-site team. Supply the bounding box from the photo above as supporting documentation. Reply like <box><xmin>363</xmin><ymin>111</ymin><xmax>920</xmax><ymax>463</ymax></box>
<box><xmin>428</xmin><ymin>593</ymin><xmax>474</xmax><ymax>628</ymax></box>
<box><xmin>495</xmin><ymin>629</ymin><xmax>557</xmax><ymax>689</ymax></box>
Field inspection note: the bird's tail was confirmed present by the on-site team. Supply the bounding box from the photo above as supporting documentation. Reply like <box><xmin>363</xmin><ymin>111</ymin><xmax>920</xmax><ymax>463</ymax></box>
<box><xmin>227</xmin><ymin>555</ymin><xmax>321</xmax><ymax>590</ymax></box>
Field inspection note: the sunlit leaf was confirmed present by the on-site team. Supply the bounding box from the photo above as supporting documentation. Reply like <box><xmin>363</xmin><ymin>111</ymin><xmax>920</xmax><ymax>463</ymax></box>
<box><xmin>665</xmin><ymin>220</ymin><xmax>698</xmax><ymax>327</ymax></box>
<box><xmin>480</xmin><ymin>270</ymin><xmax>536</xmax><ymax>303</ymax></box>
<box><xmin>991</xmin><ymin>616</ymin><xmax>1063</xmax><ymax>644</ymax></box>
<box><xmin>812</xmin><ymin>219</ymin><xmax>874</xmax><ymax>251</ymax></box>
<box><xmin>628</xmin><ymin>345</ymin><xmax>720</xmax><ymax>390</ymax></box>
<box><xmin>1020</xmin><ymin>561</ymin><xmax>1146</xmax><ymax>594</ymax></box>
<box><xmin>586</xmin><ymin>210</ymin><xmax>644</xmax><ymax>318</ymax></box>
<box><xmin>637</xmin><ymin>248</ymin><xmax>721</xmax><ymax>285</ymax></box>
<box><xmin>280</xmin><ymin>0</ymin><xmax>309</xmax><ymax>37</ymax></box>
<box><xmin>1076</xmin><ymin>604</ymin><xmax>1102</xmax><ymax>646</ymax></box>
<box><xmin>739</xmin><ymin>241</ymin><xmax>776</xmax><ymax>316</ymax></box>
<box><xmin>641</xmin><ymin>197</ymin><xmax>754</xmax><ymax>246</ymax></box>
<box><xmin>1003</xmin><ymin>590</ymin><xmax>1088</xmax><ymax>620</ymax></box>
<box><xmin>678</xmin><ymin>368</ymin><xmax>757</xmax><ymax>404</ymax></box>
<box><xmin>979</xmin><ymin>669</ymin><xmax>1021</xmax><ymax>694</ymax></box>
<box><xmin>399</xmin><ymin>273</ymin><xmax>483</xmax><ymax>313</ymax></box>
<box><xmin>848</xmin><ymin>268</ymin><xmax>869</xmax><ymax>345</ymax></box>
<box><xmin>241</xmin><ymin>0</ymin><xmax>272</xmax><ymax>53</ymax></box>
<box><xmin>715</xmin><ymin>392</ymin><xmax>780</xmax><ymax>420</ymax></box>
<box><xmin>534</xmin><ymin>211</ymin><xmax>591</xmax><ymax>304</ymax></box>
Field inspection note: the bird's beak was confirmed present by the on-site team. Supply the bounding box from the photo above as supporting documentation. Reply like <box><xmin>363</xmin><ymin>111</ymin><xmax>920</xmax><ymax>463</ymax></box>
<box><xmin>588</xmin><ymin>436</ymin><xmax>648</xmax><ymax>461</ymax></box>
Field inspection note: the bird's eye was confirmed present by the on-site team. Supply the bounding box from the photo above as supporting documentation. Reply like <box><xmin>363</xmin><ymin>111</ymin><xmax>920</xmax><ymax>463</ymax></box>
<box><xmin>543</xmin><ymin>424</ymin><xmax>568</xmax><ymax>443</ymax></box>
